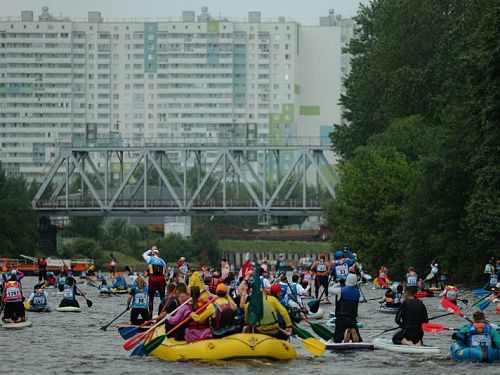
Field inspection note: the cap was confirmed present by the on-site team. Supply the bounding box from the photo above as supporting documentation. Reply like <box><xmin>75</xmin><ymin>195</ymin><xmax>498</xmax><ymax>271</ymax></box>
<box><xmin>216</xmin><ymin>283</ymin><xmax>227</xmax><ymax>294</ymax></box>
<box><xmin>320</xmin><ymin>252</ymin><xmax>327</xmax><ymax>259</ymax></box>
<box><xmin>346</xmin><ymin>273</ymin><xmax>358</xmax><ymax>287</ymax></box>
<box><xmin>151</xmin><ymin>247</ymin><xmax>160</xmax><ymax>255</ymax></box>
<box><xmin>270</xmin><ymin>284</ymin><xmax>282</xmax><ymax>296</ymax></box>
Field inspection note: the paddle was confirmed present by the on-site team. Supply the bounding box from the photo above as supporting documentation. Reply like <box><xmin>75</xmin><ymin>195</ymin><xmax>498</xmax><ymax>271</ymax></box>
<box><xmin>475</xmin><ymin>292</ymin><xmax>500</xmax><ymax>312</ymax></box>
<box><xmin>308</xmin><ymin>274</ymin><xmax>334</xmax><ymax>313</ymax></box>
<box><xmin>142</xmin><ymin>297</ymin><xmax>215</xmax><ymax>355</ymax></box>
<box><xmin>282</xmin><ymin>329</ymin><xmax>325</xmax><ymax>356</ymax></box>
<box><xmin>472</xmin><ymin>288</ymin><xmax>489</xmax><ymax>298</ymax></box>
<box><xmin>441</xmin><ymin>298</ymin><xmax>463</xmax><ymax>317</ymax></box>
<box><xmin>359</xmin><ymin>284</ymin><xmax>368</xmax><ymax>303</ymax></box>
<box><xmin>302</xmin><ymin>317</ymin><xmax>334</xmax><ymax>341</ymax></box>
<box><xmin>123</xmin><ymin>297</ymin><xmax>193</xmax><ymax>351</ymax></box>
<box><xmin>292</xmin><ymin>324</ymin><xmax>314</xmax><ymax>339</ymax></box>
<box><xmin>472</xmin><ymin>290</ymin><xmax>495</xmax><ymax>307</ymax></box>
<box><xmin>425</xmin><ymin>273</ymin><xmax>434</xmax><ymax>281</ymax></box>
<box><xmin>422</xmin><ymin>323</ymin><xmax>457</xmax><ymax>333</ymax></box>
<box><xmin>365</xmin><ymin>297</ymin><xmax>384</xmax><ymax>302</ymax></box>
<box><xmin>367</xmin><ymin>312</ymin><xmax>453</xmax><ymax>338</ymax></box>
<box><xmin>100</xmin><ymin>307</ymin><xmax>130</xmax><ymax>331</ymax></box>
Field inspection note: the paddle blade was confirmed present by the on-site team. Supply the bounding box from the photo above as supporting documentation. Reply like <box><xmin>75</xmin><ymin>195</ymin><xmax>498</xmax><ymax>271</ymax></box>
<box><xmin>310</xmin><ymin>322</ymin><xmax>334</xmax><ymax>341</ymax></box>
<box><xmin>130</xmin><ymin>343</ymin><xmax>145</xmax><ymax>357</ymax></box>
<box><xmin>308</xmin><ymin>300</ymin><xmax>320</xmax><ymax>314</ymax></box>
<box><xmin>363</xmin><ymin>274</ymin><xmax>372</xmax><ymax>281</ymax></box>
<box><xmin>472</xmin><ymin>288</ymin><xmax>489</xmax><ymax>298</ymax></box>
<box><xmin>292</xmin><ymin>325</ymin><xmax>314</xmax><ymax>340</ymax></box>
<box><xmin>302</xmin><ymin>338</ymin><xmax>326</xmax><ymax>357</ymax></box>
<box><xmin>441</xmin><ymin>298</ymin><xmax>463</xmax><ymax>316</ymax></box>
<box><xmin>477</xmin><ymin>299</ymin><xmax>491</xmax><ymax>311</ymax></box>
<box><xmin>144</xmin><ymin>335</ymin><xmax>166</xmax><ymax>355</ymax></box>
<box><xmin>86</xmin><ymin>299</ymin><xmax>93</xmax><ymax>308</ymax></box>
<box><xmin>415</xmin><ymin>291</ymin><xmax>427</xmax><ymax>299</ymax></box>
<box><xmin>119</xmin><ymin>326</ymin><xmax>140</xmax><ymax>340</ymax></box>
<box><xmin>422</xmin><ymin>323</ymin><xmax>448</xmax><ymax>333</ymax></box>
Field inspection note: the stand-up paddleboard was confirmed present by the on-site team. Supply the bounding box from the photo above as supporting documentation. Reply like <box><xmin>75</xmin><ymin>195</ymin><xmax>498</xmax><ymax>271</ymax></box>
<box><xmin>373</xmin><ymin>338</ymin><xmax>440</xmax><ymax>354</ymax></box>
<box><xmin>56</xmin><ymin>306</ymin><xmax>81</xmax><ymax>312</ymax></box>
<box><xmin>379</xmin><ymin>304</ymin><xmax>399</xmax><ymax>314</ymax></box>
<box><xmin>28</xmin><ymin>306</ymin><xmax>52</xmax><ymax>313</ymax></box>
<box><xmin>325</xmin><ymin>317</ymin><xmax>364</xmax><ymax>329</ymax></box>
<box><xmin>326</xmin><ymin>342</ymin><xmax>374</xmax><ymax>351</ymax></box>
<box><xmin>1</xmin><ymin>320</ymin><xmax>33</xmax><ymax>329</ymax></box>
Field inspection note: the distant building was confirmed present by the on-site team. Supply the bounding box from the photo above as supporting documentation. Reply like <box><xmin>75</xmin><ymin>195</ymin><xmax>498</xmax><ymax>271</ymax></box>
<box><xmin>0</xmin><ymin>7</ymin><xmax>353</xmax><ymax>181</ymax></box>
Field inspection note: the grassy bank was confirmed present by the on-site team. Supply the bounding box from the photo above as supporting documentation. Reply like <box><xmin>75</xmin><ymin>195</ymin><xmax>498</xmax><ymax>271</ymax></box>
<box><xmin>219</xmin><ymin>239</ymin><xmax>330</xmax><ymax>253</ymax></box>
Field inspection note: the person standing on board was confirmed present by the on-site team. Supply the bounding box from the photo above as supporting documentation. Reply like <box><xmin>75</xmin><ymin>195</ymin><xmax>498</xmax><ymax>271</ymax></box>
<box><xmin>276</xmin><ymin>254</ymin><xmax>287</xmax><ymax>277</ymax></box>
<box><xmin>142</xmin><ymin>246</ymin><xmax>166</xmax><ymax>318</ymax></box>
<box><xmin>37</xmin><ymin>257</ymin><xmax>48</xmax><ymax>284</ymax></box>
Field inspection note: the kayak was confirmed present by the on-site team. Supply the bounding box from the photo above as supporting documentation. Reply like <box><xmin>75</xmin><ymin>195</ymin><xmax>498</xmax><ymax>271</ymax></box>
<box><xmin>1</xmin><ymin>320</ymin><xmax>33</xmax><ymax>330</ymax></box>
<box><xmin>56</xmin><ymin>306</ymin><xmax>81</xmax><ymax>313</ymax></box>
<box><xmin>149</xmin><ymin>332</ymin><xmax>298</xmax><ymax>361</ymax></box>
<box><xmin>325</xmin><ymin>318</ymin><xmax>364</xmax><ymax>329</ymax></box>
<box><xmin>325</xmin><ymin>342</ymin><xmax>374</xmax><ymax>351</ymax></box>
<box><xmin>379</xmin><ymin>305</ymin><xmax>399</xmax><ymax>314</ymax></box>
<box><xmin>451</xmin><ymin>341</ymin><xmax>500</xmax><ymax>362</ymax></box>
<box><xmin>373</xmin><ymin>338</ymin><xmax>440</xmax><ymax>354</ymax></box>
<box><xmin>111</xmin><ymin>288</ymin><xmax>128</xmax><ymax>294</ymax></box>
<box><xmin>307</xmin><ymin>307</ymin><xmax>324</xmax><ymax>320</ymax></box>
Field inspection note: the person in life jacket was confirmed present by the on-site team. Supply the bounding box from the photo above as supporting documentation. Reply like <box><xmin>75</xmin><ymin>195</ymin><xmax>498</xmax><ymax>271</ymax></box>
<box><xmin>330</xmin><ymin>273</ymin><xmax>363</xmax><ymax>343</ymax></box>
<box><xmin>487</xmin><ymin>268</ymin><xmax>499</xmax><ymax>291</ymax></box>
<box><xmin>311</xmin><ymin>253</ymin><xmax>331</xmax><ymax>303</ymax></box>
<box><xmin>331</xmin><ymin>251</ymin><xmax>355</xmax><ymax>286</ymax></box>
<box><xmin>98</xmin><ymin>280</ymin><xmax>111</xmax><ymax>296</ymax></box>
<box><xmin>163</xmin><ymin>287</ymin><xmax>193</xmax><ymax>341</ymax></box>
<box><xmin>439</xmin><ymin>282</ymin><xmax>459</xmax><ymax>305</ymax></box>
<box><xmin>1</xmin><ymin>273</ymin><xmax>26</xmax><ymax>323</ymax></box>
<box><xmin>375</xmin><ymin>265</ymin><xmax>390</xmax><ymax>288</ymax></box>
<box><xmin>238</xmin><ymin>282</ymin><xmax>293</xmax><ymax>340</ymax></box>
<box><xmin>157</xmin><ymin>282</ymin><xmax>179</xmax><ymax>316</ymax></box>
<box><xmin>188</xmin><ymin>271</ymin><xmax>210</xmax><ymax>302</ymax></box>
<box><xmin>37</xmin><ymin>257</ymin><xmax>48</xmax><ymax>283</ymax></box>
<box><xmin>177</xmin><ymin>257</ymin><xmax>190</xmax><ymax>284</ymax></box>
<box><xmin>392</xmin><ymin>286</ymin><xmax>428</xmax><ymax>345</ymax></box>
<box><xmin>404</xmin><ymin>267</ymin><xmax>419</xmax><ymax>289</ymax></box>
<box><xmin>452</xmin><ymin>311</ymin><xmax>500</xmax><ymax>349</ymax></box>
<box><xmin>80</xmin><ymin>269</ymin><xmax>87</xmax><ymax>280</ymax></box>
<box><xmin>274</xmin><ymin>273</ymin><xmax>290</xmax><ymax>307</ymax></box>
<box><xmin>58</xmin><ymin>277</ymin><xmax>80</xmax><ymax>308</ymax></box>
<box><xmin>109</xmin><ymin>256</ymin><xmax>117</xmax><ymax>278</ymax></box>
<box><xmin>27</xmin><ymin>284</ymin><xmax>50</xmax><ymax>311</ymax></box>
<box><xmin>191</xmin><ymin>283</ymin><xmax>237</xmax><ymax>339</ymax></box>
<box><xmin>276</xmin><ymin>254</ymin><xmax>287</xmax><ymax>276</ymax></box>
<box><xmin>96</xmin><ymin>270</ymin><xmax>105</xmax><ymax>281</ymax></box>
<box><xmin>384</xmin><ymin>283</ymin><xmax>405</xmax><ymax>308</ymax></box>
<box><xmin>143</xmin><ymin>246</ymin><xmax>167</xmax><ymax>317</ymax></box>
<box><xmin>287</xmin><ymin>273</ymin><xmax>310</xmax><ymax>310</ymax></box>
<box><xmin>429</xmin><ymin>260</ymin><xmax>440</xmax><ymax>289</ymax></box>
<box><xmin>208</xmin><ymin>271</ymin><xmax>221</xmax><ymax>294</ymax></box>
<box><xmin>127</xmin><ymin>276</ymin><xmax>149</xmax><ymax>325</ymax></box>
<box><xmin>112</xmin><ymin>274</ymin><xmax>128</xmax><ymax>291</ymax></box>
<box><xmin>57</xmin><ymin>271</ymin><xmax>67</xmax><ymax>292</ymax></box>
<box><xmin>46</xmin><ymin>272</ymin><xmax>56</xmax><ymax>287</ymax></box>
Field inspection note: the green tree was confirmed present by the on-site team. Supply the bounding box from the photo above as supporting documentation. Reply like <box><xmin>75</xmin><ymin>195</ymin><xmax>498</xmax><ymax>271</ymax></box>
<box><xmin>156</xmin><ymin>233</ymin><xmax>195</xmax><ymax>263</ymax></box>
<box><xmin>67</xmin><ymin>216</ymin><xmax>104</xmax><ymax>239</ymax></box>
<box><xmin>191</xmin><ymin>224</ymin><xmax>219</xmax><ymax>267</ymax></box>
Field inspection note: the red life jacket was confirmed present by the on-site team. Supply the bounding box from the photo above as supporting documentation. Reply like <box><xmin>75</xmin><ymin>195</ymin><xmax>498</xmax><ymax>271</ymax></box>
<box><xmin>212</xmin><ymin>300</ymin><xmax>236</xmax><ymax>330</ymax></box>
<box><xmin>208</xmin><ymin>278</ymin><xmax>221</xmax><ymax>294</ymax></box>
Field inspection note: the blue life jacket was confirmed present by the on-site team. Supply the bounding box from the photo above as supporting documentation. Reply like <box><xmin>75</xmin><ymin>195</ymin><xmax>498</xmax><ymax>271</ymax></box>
<box><xmin>287</xmin><ymin>283</ymin><xmax>299</xmax><ymax>305</ymax></box>
<box><xmin>58</xmin><ymin>276</ymin><xmax>66</xmax><ymax>286</ymax></box>
<box><xmin>278</xmin><ymin>281</ymin><xmax>288</xmax><ymax>305</ymax></box>
<box><xmin>393</xmin><ymin>293</ymin><xmax>405</xmax><ymax>304</ymax></box>
<box><xmin>32</xmin><ymin>292</ymin><xmax>47</xmax><ymax>308</ymax></box>
<box><xmin>277</xmin><ymin>259</ymin><xmax>286</xmax><ymax>270</ymax></box>
<box><xmin>63</xmin><ymin>285</ymin><xmax>75</xmax><ymax>300</ymax></box>
<box><xmin>489</xmin><ymin>273</ymin><xmax>498</xmax><ymax>288</ymax></box>
<box><xmin>99</xmin><ymin>285</ymin><xmax>111</xmax><ymax>292</ymax></box>
<box><xmin>148</xmin><ymin>256</ymin><xmax>166</xmax><ymax>275</ymax></box>
<box><xmin>112</xmin><ymin>276</ymin><xmax>128</xmax><ymax>290</ymax></box>
<box><xmin>468</xmin><ymin>324</ymin><xmax>493</xmax><ymax>347</ymax></box>
<box><xmin>405</xmin><ymin>273</ymin><xmax>418</xmax><ymax>287</ymax></box>
<box><xmin>336</xmin><ymin>286</ymin><xmax>360</xmax><ymax>318</ymax></box>
<box><xmin>131</xmin><ymin>285</ymin><xmax>149</xmax><ymax>309</ymax></box>
<box><xmin>334</xmin><ymin>262</ymin><xmax>350</xmax><ymax>280</ymax></box>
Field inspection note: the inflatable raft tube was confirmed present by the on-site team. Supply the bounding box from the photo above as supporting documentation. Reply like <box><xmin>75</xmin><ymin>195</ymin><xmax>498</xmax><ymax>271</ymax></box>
<box><xmin>373</xmin><ymin>338</ymin><xmax>440</xmax><ymax>354</ymax></box>
<box><xmin>149</xmin><ymin>332</ymin><xmax>298</xmax><ymax>361</ymax></box>
<box><xmin>56</xmin><ymin>306</ymin><xmax>81</xmax><ymax>312</ymax></box>
<box><xmin>325</xmin><ymin>342</ymin><xmax>374</xmax><ymax>351</ymax></box>
<box><xmin>450</xmin><ymin>342</ymin><xmax>500</xmax><ymax>362</ymax></box>
<box><xmin>1</xmin><ymin>320</ymin><xmax>33</xmax><ymax>329</ymax></box>
<box><xmin>325</xmin><ymin>318</ymin><xmax>364</xmax><ymax>329</ymax></box>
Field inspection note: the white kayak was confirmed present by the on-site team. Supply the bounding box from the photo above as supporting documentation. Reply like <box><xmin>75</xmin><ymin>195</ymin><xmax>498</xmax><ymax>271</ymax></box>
<box><xmin>373</xmin><ymin>338</ymin><xmax>440</xmax><ymax>354</ymax></box>
<box><xmin>56</xmin><ymin>306</ymin><xmax>81</xmax><ymax>313</ymax></box>
<box><xmin>1</xmin><ymin>320</ymin><xmax>33</xmax><ymax>329</ymax></box>
<box><xmin>306</xmin><ymin>307</ymin><xmax>324</xmax><ymax>320</ymax></box>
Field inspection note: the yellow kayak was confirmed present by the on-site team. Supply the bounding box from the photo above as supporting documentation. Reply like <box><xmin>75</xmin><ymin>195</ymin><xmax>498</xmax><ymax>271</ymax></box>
<box><xmin>149</xmin><ymin>329</ymin><xmax>298</xmax><ymax>361</ymax></box>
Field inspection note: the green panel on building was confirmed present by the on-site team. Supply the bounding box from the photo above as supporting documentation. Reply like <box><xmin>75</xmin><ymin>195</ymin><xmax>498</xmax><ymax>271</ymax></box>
<box><xmin>294</xmin><ymin>84</ymin><xmax>300</xmax><ymax>95</ymax></box>
<box><xmin>207</xmin><ymin>21</ymin><xmax>219</xmax><ymax>33</ymax></box>
<box><xmin>300</xmin><ymin>106</ymin><xmax>320</xmax><ymax>115</ymax></box>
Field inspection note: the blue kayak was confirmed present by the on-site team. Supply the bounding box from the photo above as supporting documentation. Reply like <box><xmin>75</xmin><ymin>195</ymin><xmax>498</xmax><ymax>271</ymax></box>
<box><xmin>451</xmin><ymin>342</ymin><xmax>500</xmax><ymax>362</ymax></box>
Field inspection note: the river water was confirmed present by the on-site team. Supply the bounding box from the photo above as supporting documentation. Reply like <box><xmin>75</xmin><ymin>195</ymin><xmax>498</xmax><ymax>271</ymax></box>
<box><xmin>1</xmin><ymin>277</ymin><xmax>498</xmax><ymax>374</ymax></box>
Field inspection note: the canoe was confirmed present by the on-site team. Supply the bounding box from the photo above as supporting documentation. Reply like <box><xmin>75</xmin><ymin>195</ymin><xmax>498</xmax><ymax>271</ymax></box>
<box><xmin>379</xmin><ymin>305</ymin><xmax>399</xmax><ymax>314</ymax></box>
<box><xmin>111</xmin><ymin>288</ymin><xmax>128</xmax><ymax>294</ymax></box>
<box><xmin>1</xmin><ymin>320</ymin><xmax>33</xmax><ymax>329</ymax></box>
<box><xmin>149</xmin><ymin>332</ymin><xmax>298</xmax><ymax>361</ymax></box>
<box><xmin>451</xmin><ymin>342</ymin><xmax>500</xmax><ymax>362</ymax></box>
<box><xmin>373</xmin><ymin>338</ymin><xmax>440</xmax><ymax>354</ymax></box>
<box><xmin>325</xmin><ymin>318</ymin><xmax>364</xmax><ymax>329</ymax></box>
<box><xmin>325</xmin><ymin>342</ymin><xmax>374</xmax><ymax>351</ymax></box>
<box><xmin>56</xmin><ymin>306</ymin><xmax>81</xmax><ymax>313</ymax></box>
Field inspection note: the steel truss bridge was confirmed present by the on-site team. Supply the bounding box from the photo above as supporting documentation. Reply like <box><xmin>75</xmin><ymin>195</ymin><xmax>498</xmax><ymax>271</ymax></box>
<box><xmin>32</xmin><ymin>137</ymin><xmax>339</xmax><ymax>219</ymax></box>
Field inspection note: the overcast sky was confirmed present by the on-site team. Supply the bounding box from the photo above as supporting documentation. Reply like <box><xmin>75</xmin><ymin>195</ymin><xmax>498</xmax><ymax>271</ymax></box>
<box><xmin>0</xmin><ymin>0</ymin><xmax>370</xmax><ymax>24</ymax></box>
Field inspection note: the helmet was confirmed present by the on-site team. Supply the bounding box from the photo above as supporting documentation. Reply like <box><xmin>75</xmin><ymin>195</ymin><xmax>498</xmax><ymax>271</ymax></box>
<box><xmin>270</xmin><ymin>284</ymin><xmax>282</xmax><ymax>296</ymax></box>
<box><xmin>334</xmin><ymin>251</ymin><xmax>344</xmax><ymax>260</ymax></box>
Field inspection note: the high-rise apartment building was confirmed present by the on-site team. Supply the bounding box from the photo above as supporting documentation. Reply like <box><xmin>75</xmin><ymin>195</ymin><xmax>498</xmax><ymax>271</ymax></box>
<box><xmin>0</xmin><ymin>7</ymin><xmax>353</xmax><ymax>181</ymax></box>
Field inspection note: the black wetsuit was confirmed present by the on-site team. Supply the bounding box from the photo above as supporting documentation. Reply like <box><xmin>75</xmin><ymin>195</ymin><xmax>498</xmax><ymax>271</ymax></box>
<box><xmin>392</xmin><ymin>299</ymin><xmax>428</xmax><ymax>344</ymax></box>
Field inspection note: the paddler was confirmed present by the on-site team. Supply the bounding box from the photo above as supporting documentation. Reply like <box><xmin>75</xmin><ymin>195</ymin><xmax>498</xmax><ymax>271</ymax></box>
<box><xmin>190</xmin><ymin>283</ymin><xmax>237</xmax><ymax>339</ymax></box>
<box><xmin>330</xmin><ymin>273</ymin><xmax>363</xmax><ymax>343</ymax></box>
<box><xmin>98</xmin><ymin>279</ymin><xmax>112</xmax><ymax>296</ymax></box>
<box><xmin>239</xmin><ymin>283</ymin><xmax>293</xmax><ymax>340</ymax></box>
<box><xmin>27</xmin><ymin>284</ymin><xmax>49</xmax><ymax>311</ymax></box>
<box><xmin>56</xmin><ymin>270</ymin><xmax>67</xmax><ymax>292</ymax></box>
<box><xmin>452</xmin><ymin>311</ymin><xmax>500</xmax><ymax>349</ymax></box>
<box><xmin>276</xmin><ymin>254</ymin><xmax>287</xmax><ymax>276</ymax></box>
<box><xmin>126</xmin><ymin>276</ymin><xmax>149</xmax><ymax>325</ymax></box>
<box><xmin>375</xmin><ymin>265</ymin><xmax>390</xmax><ymax>288</ymax></box>
<box><xmin>287</xmin><ymin>274</ymin><xmax>310</xmax><ymax>310</ymax></box>
<box><xmin>1</xmin><ymin>273</ymin><xmax>26</xmax><ymax>323</ymax></box>
<box><xmin>58</xmin><ymin>276</ymin><xmax>80</xmax><ymax>309</ymax></box>
<box><xmin>428</xmin><ymin>260</ymin><xmax>440</xmax><ymax>289</ymax></box>
<box><xmin>142</xmin><ymin>246</ymin><xmax>167</xmax><ymax>317</ymax></box>
<box><xmin>112</xmin><ymin>273</ymin><xmax>128</xmax><ymax>291</ymax></box>
<box><xmin>274</xmin><ymin>273</ymin><xmax>290</xmax><ymax>307</ymax></box>
<box><xmin>439</xmin><ymin>282</ymin><xmax>459</xmax><ymax>305</ymax></box>
<box><xmin>331</xmin><ymin>250</ymin><xmax>354</xmax><ymax>286</ymax></box>
<box><xmin>158</xmin><ymin>283</ymin><xmax>179</xmax><ymax>315</ymax></box>
<box><xmin>311</xmin><ymin>253</ymin><xmax>330</xmax><ymax>303</ymax></box>
<box><xmin>383</xmin><ymin>283</ymin><xmax>405</xmax><ymax>308</ymax></box>
<box><xmin>392</xmin><ymin>286</ymin><xmax>428</xmax><ymax>346</ymax></box>
<box><xmin>404</xmin><ymin>267</ymin><xmax>419</xmax><ymax>289</ymax></box>
<box><xmin>483</xmin><ymin>258</ymin><xmax>495</xmax><ymax>286</ymax></box>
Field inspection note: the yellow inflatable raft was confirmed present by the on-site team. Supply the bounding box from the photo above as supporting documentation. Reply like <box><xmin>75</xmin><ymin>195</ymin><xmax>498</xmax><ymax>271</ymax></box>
<box><xmin>149</xmin><ymin>332</ymin><xmax>298</xmax><ymax>361</ymax></box>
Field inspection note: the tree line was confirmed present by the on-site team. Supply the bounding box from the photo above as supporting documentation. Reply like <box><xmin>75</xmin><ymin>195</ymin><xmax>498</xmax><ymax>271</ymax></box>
<box><xmin>325</xmin><ymin>0</ymin><xmax>499</xmax><ymax>283</ymax></box>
